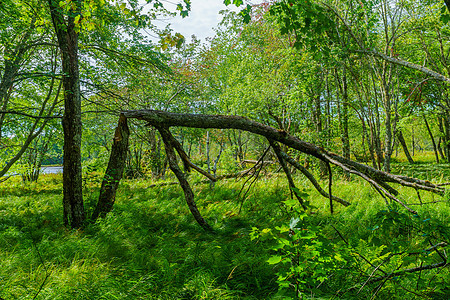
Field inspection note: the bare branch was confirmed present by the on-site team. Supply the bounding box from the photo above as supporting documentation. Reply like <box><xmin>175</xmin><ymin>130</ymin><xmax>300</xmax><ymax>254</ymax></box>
<box><xmin>356</xmin><ymin>261</ymin><xmax>447</xmax><ymax>288</ymax></box>
<box><xmin>357</xmin><ymin>49</ymin><xmax>450</xmax><ymax>83</ymax></box>
<box><xmin>275</xmin><ymin>148</ymin><xmax>350</xmax><ymax>206</ymax></box>
<box><xmin>0</xmin><ymin>110</ymin><xmax>62</xmax><ymax>119</ymax></box>
<box><xmin>269</xmin><ymin>140</ymin><xmax>306</xmax><ymax>210</ymax></box>
<box><xmin>123</xmin><ymin>110</ymin><xmax>446</xmax><ymax>212</ymax></box>
<box><xmin>157</xmin><ymin>126</ymin><xmax>213</xmax><ymax>232</ymax></box>
<box><xmin>163</xmin><ymin>128</ymin><xmax>217</xmax><ymax>182</ymax></box>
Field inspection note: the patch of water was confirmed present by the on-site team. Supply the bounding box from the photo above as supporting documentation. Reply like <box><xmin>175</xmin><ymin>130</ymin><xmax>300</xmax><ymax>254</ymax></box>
<box><xmin>40</xmin><ymin>166</ymin><xmax>63</xmax><ymax>174</ymax></box>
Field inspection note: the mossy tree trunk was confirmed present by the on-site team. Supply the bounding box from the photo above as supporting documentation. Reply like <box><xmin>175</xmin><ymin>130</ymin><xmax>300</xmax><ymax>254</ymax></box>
<box><xmin>92</xmin><ymin>114</ymin><xmax>129</xmax><ymax>221</ymax></box>
<box><xmin>48</xmin><ymin>0</ymin><xmax>85</xmax><ymax>228</ymax></box>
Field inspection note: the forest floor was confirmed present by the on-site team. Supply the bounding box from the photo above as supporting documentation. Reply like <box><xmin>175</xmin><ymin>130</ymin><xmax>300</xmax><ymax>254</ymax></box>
<box><xmin>0</xmin><ymin>160</ymin><xmax>449</xmax><ymax>299</ymax></box>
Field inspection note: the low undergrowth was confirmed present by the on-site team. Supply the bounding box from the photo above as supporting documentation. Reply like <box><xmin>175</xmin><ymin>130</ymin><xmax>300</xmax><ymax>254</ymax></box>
<box><xmin>0</xmin><ymin>168</ymin><xmax>449</xmax><ymax>299</ymax></box>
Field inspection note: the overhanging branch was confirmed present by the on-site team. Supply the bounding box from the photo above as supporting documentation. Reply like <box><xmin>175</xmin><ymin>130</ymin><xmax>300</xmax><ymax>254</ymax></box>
<box><xmin>123</xmin><ymin>110</ymin><xmax>446</xmax><ymax>206</ymax></box>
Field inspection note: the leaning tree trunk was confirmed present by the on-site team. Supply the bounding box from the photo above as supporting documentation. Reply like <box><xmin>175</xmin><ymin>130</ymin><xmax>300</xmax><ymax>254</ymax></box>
<box><xmin>422</xmin><ymin>112</ymin><xmax>439</xmax><ymax>164</ymax></box>
<box><xmin>123</xmin><ymin>109</ymin><xmax>446</xmax><ymax>217</ymax></box>
<box><xmin>48</xmin><ymin>0</ymin><xmax>85</xmax><ymax>228</ymax></box>
<box><xmin>397</xmin><ymin>129</ymin><xmax>414</xmax><ymax>164</ymax></box>
<box><xmin>92</xmin><ymin>114</ymin><xmax>129</xmax><ymax>221</ymax></box>
<box><xmin>437</xmin><ymin>137</ymin><xmax>446</xmax><ymax>161</ymax></box>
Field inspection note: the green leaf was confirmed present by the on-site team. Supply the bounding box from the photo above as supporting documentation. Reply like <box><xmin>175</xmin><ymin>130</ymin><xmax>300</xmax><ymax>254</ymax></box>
<box><xmin>87</xmin><ymin>22</ymin><xmax>95</xmax><ymax>31</ymax></box>
<box><xmin>275</xmin><ymin>224</ymin><xmax>290</xmax><ymax>233</ymax></box>
<box><xmin>283</xmin><ymin>198</ymin><xmax>298</xmax><ymax>208</ymax></box>
<box><xmin>180</xmin><ymin>10</ymin><xmax>189</xmax><ymax>18</ymax></box>
<box><xmin>267</xmin><ymin>256</ymin><xmax>282</xmax><ymax>264</ymax></box>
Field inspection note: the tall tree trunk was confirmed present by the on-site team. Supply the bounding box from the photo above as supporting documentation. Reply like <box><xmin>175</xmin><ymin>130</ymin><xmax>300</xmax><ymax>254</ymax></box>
<box><xmin>438</xmin><ymin>112</ymin><xmax>450</xmax><ymax>162</ymax></box>
<box><xmin>371</xmin><ymin>71</ymin><xmax>384</xmax><ymax>170</ymax></box>
<box><xmin>367</xmin><ymin>120</ymin><xmax>378</xmax><ymax>168</ymax></box>
<box><xmin>325</xmin><ymin>71</ymin><xmax>332</xmax><ymax>149</ymax></box>
<box><xmin>336</xmin><ymin>66</ymin><xmax>350</xmax><ymax>178</ymax></box>
<box><xmin>381</xmin><ymin>64</ymin><xmax>393</xmax><ymax>173</ymax></box>
<box><xmin>206</xmin><ymin>131</ymin><xmax>211</xmax><ymax>174</ymax></box>
<box><xmin>48</xmin><ymin>0</ymin><xmax>85</xmax><ymax>228</ymax></box>
<box><xmin>313</xmin><ymin>92</ymin><xmax>328</xmax><ymax>178</ymax></box>
<box><xmin>340</xmin><ymin>67</ymin><xmax>350</xmax><ymax>160</ymax></box>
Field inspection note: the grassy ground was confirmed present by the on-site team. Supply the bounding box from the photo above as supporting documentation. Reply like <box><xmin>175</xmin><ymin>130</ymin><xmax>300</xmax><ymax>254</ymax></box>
<box><xmin>0</xmin><ymin>163</ymin><xmax>449</xmax><ymax>299</ymax></box>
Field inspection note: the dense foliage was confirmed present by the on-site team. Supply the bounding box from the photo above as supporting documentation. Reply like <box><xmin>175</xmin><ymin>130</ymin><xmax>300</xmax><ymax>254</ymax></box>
<box><xmin>1</xmin><ymin>0</ymin><xmax>450</xmax><ymax>298</ymax></box>
<box><xmin>0</xmin><ymin>168</ymin><xmax>449</xmax><ymax>298</ymax></box>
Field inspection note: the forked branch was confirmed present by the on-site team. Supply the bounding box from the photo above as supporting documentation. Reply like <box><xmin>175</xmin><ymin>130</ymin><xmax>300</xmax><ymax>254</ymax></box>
<box><xmin>120</xmin><ymin>110</ymin><xmax>448</xmax><ymax>229</ymax></box>
<box><xmin>157</xmin><ymin>126</ymin><xmax>213</xmax><ymax>232</ymax></box>
<box><xmin>124</xmin><ymin>109</ymin><xmax>446</xmax><ymax>198</ymax></box>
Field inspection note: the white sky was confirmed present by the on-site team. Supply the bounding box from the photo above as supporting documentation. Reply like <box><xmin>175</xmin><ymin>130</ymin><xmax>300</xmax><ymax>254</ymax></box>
<box><xmin>153</xmin><ymin>0</ymin><xmax>258</xmax><ymax>43</ymax></box>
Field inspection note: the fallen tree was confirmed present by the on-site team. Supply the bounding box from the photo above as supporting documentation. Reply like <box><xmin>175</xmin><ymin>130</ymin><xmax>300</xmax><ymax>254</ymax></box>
<box><xmin>95</xmin><ymin>110</ymin><xmax>448</xmax><ymax>230</ymax></box>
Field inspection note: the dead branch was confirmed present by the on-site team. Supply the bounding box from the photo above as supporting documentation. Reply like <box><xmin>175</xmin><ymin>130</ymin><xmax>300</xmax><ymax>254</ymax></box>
<box><xmin>322</xmin><ymin>153</ymin><xmax>418</xmax><ymax>214</ymax></box>
<box><xmin>121</xmin><ymin>110</ymin><xmax>448</xmax><ymax>226</ymax></box>
<box><xmin>123</xmin><ymin>109</ymin><xmax>446</xmax><ymax>206</ymax></box>
<box><xmin>348</xmin><ymin>243</ymin><xmax>448</xmax><ymax>293</ymax></box>
<box><xmin>241</xmin><ymin>159</ymin><xmax>275</xmax><ymax>165</ymax></box>
<box><xmin>145</xmin><ymin>167</ymin><xmax>268</xmax><ymax>190</ymax></box>
<box><xmin>162</xmin><ymin>128</ymin><xmax>217</xmax><ymax>182</ymax></box>
<box><xmin>355</xmin><ymin>261</ymin><xmax>447</xmax><ymax>289</ymax></box>
<box><xmin>157</xmin><ymin>126</ymin><xmax>213</xmax><ymax>232</ymax></box>
<box><xmin>238</xmin><ymin>147</ymin><xmax>270</xmax><ymax>213</ymax></box>
<box><xmin>275</xmin><ymin>148</ymin><xmax>350</xmax><ymax>206</ymax></box>
<box><xmin>269</xmin><ymin>140</ymin><xmax>306</xmax><ymax>210</ymax></box>
<box><xmin>357</xmin><ymin>49</ymin><xmax>450</xmax><ymax>83</ymax></box>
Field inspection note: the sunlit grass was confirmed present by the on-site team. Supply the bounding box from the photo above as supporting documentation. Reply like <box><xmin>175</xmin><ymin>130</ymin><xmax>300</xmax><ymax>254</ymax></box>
<box><xmin>0</xmin><ymin>164</ymin><xmax>449</xmax><ymax>299</ymax></box>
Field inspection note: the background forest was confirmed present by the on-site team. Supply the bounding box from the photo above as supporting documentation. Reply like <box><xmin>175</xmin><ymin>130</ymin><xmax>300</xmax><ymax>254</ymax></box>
<box><xmin>1</xmin><ymin>0</ymin><xmax>450</xmax><ymax>299</ymax></box>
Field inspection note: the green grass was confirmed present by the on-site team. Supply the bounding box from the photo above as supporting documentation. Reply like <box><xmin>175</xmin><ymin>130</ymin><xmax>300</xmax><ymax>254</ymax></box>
<box><xmin>0</xmin><ymin>165</ymin><xmax>449</xmax><ymax>299</ymax></box>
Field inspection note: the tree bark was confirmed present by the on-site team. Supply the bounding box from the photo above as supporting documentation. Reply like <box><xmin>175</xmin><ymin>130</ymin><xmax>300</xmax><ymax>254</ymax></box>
<box><xmin>92</xmin><ymin>114</ymin><xmax>129</xmax><ymax>221</ymax></box>
<box><xmin>396</xmin><ymin>129</ymin><xmax>414</xmax><ymax>164</ymax></box>
<box><xmin>437</xmin><ymin>137</ymin><xmax>446</xmax><ymax>161</ymax></box>
<box><xmin>381</xmin><ymin>60</ymin><xmax>394</xmax><ymax>173</ymax></box>
<box><xmin>48</xmin><ymin>0</ymin><xmax>85</xmax><ymax>228</ymax></box>
<box><xmin>422</xmin><ymin>113</ymin><xmax>439</xmax><ymax>164</ymax></box>
<box><xmin>157</xmin><ymin>126</ymin><xmax>213</xmax><ymax>232</ymax></box>
<box><xmin>337</xmin><ymin>66</ymin><xmax>350</xmax><ymax>160</ymax></box>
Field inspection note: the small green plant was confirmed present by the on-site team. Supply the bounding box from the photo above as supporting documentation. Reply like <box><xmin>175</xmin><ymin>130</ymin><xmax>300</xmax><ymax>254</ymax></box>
<box><xmin>250</xmin><ymin>192</ymin><xmax>349</xmax><ymax>299</ymax></box>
